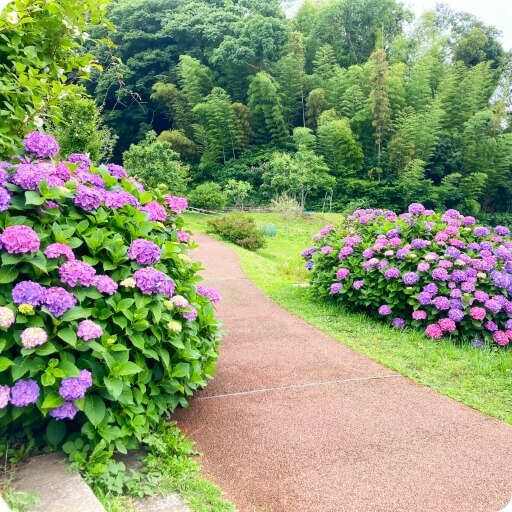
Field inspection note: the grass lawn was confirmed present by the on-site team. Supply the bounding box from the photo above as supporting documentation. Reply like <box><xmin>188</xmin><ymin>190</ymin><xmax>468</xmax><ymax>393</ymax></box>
<box><xmin>184</xmin><ymin>211</ymin><xmax>512</xmax><ymax>425</ymax></box>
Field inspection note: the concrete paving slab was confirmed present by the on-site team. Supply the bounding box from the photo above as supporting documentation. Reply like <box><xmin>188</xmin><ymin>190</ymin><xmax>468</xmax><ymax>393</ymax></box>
<box><xmin>175</xmin><ymin>234</ymin><xmax>512</xmax><ymax>512</ymax></box>
<box><xmin>13</xmin><ymin>453</ymin><xmax>105</xmax><ymax>512</ymax></box>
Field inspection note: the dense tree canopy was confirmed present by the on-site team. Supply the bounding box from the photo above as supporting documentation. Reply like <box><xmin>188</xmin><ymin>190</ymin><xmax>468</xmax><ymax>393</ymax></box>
<box><xmin>83</xmin><ymin>0</ymin><xmax>512</xmax><ymax>216</ymax></box>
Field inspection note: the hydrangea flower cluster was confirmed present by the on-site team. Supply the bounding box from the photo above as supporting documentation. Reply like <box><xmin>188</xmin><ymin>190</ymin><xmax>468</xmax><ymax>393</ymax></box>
<box><xmin>0</xmin><ymin>132</ymin><xmax>220</xmax><ymax>455</ymax></box>
<box><xmin>303</xmin><ymin>204</ymin><xmax>512</xmax><ymax>346</ymax></box>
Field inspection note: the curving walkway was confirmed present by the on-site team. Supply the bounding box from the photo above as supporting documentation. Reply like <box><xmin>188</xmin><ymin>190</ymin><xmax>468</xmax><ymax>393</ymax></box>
<box><xmin>174</xmin><ymin>234</ymin><xmax>512</xmax><ymax>512</ymax></box>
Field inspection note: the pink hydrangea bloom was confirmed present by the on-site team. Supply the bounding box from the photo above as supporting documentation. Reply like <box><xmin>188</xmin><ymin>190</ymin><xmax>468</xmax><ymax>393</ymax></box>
<box><xmin>0</xmin><ymin>225</ymin><xmax>40</xmax><ymax>254</ymax></box>
<box><xmin>425</xmin><ymin>323</ymin><xmax>443</xmax><ymax>340</ymax></box>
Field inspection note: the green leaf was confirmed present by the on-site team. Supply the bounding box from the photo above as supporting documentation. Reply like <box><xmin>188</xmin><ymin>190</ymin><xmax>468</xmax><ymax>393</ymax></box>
<box><xmin>116</xmin><ymin>298</ymin><xmax>134</xmax><ymax>311</ymax></box>
<box><xmin>25</xmin><ymin>191</ymin><xmax>45</xmax><ymax>206</ymax></box>
<box><xmin>46</xmin><ymin>420</ymin><xmax>66</xmax><ymax>446</ymax></box>
<box><xmin>61</xmin><ymin>307</ymin><xmax>91</xmax><ymax>322</ymax></box>
<box><xmin>0</xmin><ymin>357</ymin><xmax>13</xmax><ymax>372</ymax></box>
<box><xmin>84</xmin><ymin>395</ymin><xmax>106</xmax><ymax>427</ymax></box>
<box><xmin>111</xmin><ymin>361</ymin><xmax>143</xmax><ymax>377</ymax></box>
<box><xmin>58</xmin><ymin>327</ymin><xmax>77</xmax><ymax>347</ymax></box>
<box><xmin>172</xmin><ymin>362</ymin><xmax>190</xmax><ymax>378</ymax></box>
<box><xmin>35</xmin><ymin>342</ymin><xmax>58</xmax><ymax>356</ymax></box>
<box><xmin>58</xmin><ymin>360</ymin><xmax>80</xmax><ymax>377</ymax></box>
<box><xmin>0</xmin><ymin>266</ymin><xmax>19</xmax><ymax>284</ymax></box>
<box><xmin>41</xmin><ymin>392</ymin><xmax>64</xmax><ymax>409</ymax></box>
<box><xmin>104</xmin><ymin>377</ymin><xmax>123</xmax><ymax>399</ymax></box>
<box><xmin>29</xmin><ymin>254</ymin><xmax>48</xmax><ymax>273</ymax></box>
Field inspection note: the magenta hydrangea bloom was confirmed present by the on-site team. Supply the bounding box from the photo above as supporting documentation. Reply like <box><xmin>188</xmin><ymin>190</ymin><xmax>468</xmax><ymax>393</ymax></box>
<box><xmin>23</xmin><ymin>132</ymin><xmax>59</xmax><ymax>158</ymax></box>
<box><xmin>412</xmin><ymin>310</ymin><xmax>427</xmax><ymax>321</ymax></box>
<box><xmin>44</xmin><ymin>243</ymin><xmax>75</xmax><ymax>260</ymax></box>
<box><xmin>12</xmin><ymin>281</ymin><xmax>47</xmax><ymax>306</ymax></box>
<box><xmin>469</xmin><ymin>307</ymin><xmax>486</xmax><ymax>321</ymax></box>
<box><xmin>59</xmin><ymin>260</ymin><xmax>96</xmax><ymax>287</ymax></box>
<box><xmin>378</xmin><ymin>305</ymin><xmax>392</xmax><ymax>316</ymax></box>
<box><xmin>432</xmin><ymin>296</ymin><xmax>450</xmax><ymax>311</ymax></box>
<box><xmin>353</xmin><ymin>280</ymin><xmax>364</xmax><ymax>289</ymax></box>
<box><xmin>336</xmin><ymin>268</ymin><xmax>350</xmax><ymax>280</ymax></box>
<box><xmin>431</xmin><ymin>268</ymin><xmax>449</xmax><ymax>281</ymax></box>
<box><xmin>104</xmin><ymin>190</ymin><xmax>139</xmax><ymax>209</ymax></box>
<box><xmin>330</xmin><ymin>283</ymin><xmax>343</xmax><ymax>294</ymax></box>
<box><xmin>0</xmin><ymin>385</ymin><xmax>10</xmax><ymax>408</ymax></box>
<box><xmin>59</xmin><ymin>370</ymin><xmax>92</xmax><ymax>401</ymax></box>
<box><xmin>49</xmin><ymin>402</ymin><xmax>79</xmax><ymax>420</ymax></box>
<box><xmin>45</xmin><ymin>287</ymin><xmax>77</xmax><ymax>317</ymax></box>
<box><xmin>338</xmin><ymin>246</ymin><xmax>354</xmax><ymax>259</ymax></box>
<box><xmin>438</xmin><ymin>318</ymin><xmax>456</xmax><ymax>333</ymax></box>
<box><xmin>425</xmin><ymin>323</ymin><xmax>443</xmax><ymax>340</ymax></box>
<box><xmin>493</xmin><ymin>330</ymin><xmax>509</xmax><ymax>346</ymax></box>
<box><xmin>133</xmin><ymin>267</ymin><xmax>168</xmax><ymax>295</ymax></box>
<box><xmin>10</xmin><ymin>379</ymin><xmax>40</xmax><ymax>406</ymax></box>
<box><xmin>0</xmin><ymin>225</ymin><xmax>40</xmax><ymax>254</ymax></box>
<box><xmin>321</xmin><ymin>245</ymin><xmax>333</xmax><ymax>255</ymax></box>
<box><xmin>178</xmin><ymin>230</ymin><xmax>191</xmax><ymax>244</ymax></box>
<box><xmin>93</xmin><ymin>275</ymin><xmax>118</xmax><ymax>295</ymax></box>
<box><xmin>165</xmin><ymin>195</ymin><xmax>188</xmax><ymax>214</ymax></box>
<box><xmin>128</xmin><ymin>239</ymin><xmax>161</xmax><ymax>265</ymax></box>
<box><xmin>140</xmin><ymin>201</ymin><xmax>167</xmax><ymax>222</ymax></box>
<box><xmin>20</xmin><ymin>327</ymin><xmax>48</xmax><ymax>349</ymax></box>
<box><xmin>77</xmin><ymin>320</ymin><xmax>103</xmax><ymax>341</ymax></box>
<box><xmin>106</xmin><ymin>163</ymin><xmax>128</xmax><ymax>179</ymax></box>
<box><xmin>196</xmin><ymin>286</ymin><xmax>221</xmax><ymax>304</ymax></box>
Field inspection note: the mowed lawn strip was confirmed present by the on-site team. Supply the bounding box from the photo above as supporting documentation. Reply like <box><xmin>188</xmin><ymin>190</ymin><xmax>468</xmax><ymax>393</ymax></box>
<box><xmin>184</xmin><ymin>211</ymin><xmax>512</xmax><ymax>425</ymax></box>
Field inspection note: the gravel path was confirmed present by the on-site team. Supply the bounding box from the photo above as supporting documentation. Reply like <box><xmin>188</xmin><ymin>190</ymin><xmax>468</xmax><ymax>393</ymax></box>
<box><xmin>174</xmin><ymin>233</ymin><xmax>512</xmax><ymax>512</ymax></box>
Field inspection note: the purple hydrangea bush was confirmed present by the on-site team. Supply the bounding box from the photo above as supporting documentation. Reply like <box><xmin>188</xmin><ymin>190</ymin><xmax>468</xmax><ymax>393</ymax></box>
<box><xmin>0</xmin><ymin>132</ymin><xmax>221</xmax><ymax>454</ymax></box>
<box><xmin>302</xmin><ymin>204</ymin><xmax>512</xmax><ymax>347</ymax></box>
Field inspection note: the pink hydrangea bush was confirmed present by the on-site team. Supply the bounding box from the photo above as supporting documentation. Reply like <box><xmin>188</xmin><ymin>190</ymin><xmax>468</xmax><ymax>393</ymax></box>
<box><xmin>302</xmin><ymin>204</ymin><xmax>512</xmax><ymax>347</ymax></box>
<box><xmin>0</xmin><ymin>132</ymin><xmax>221</xmax><ymax>455</ymax></box>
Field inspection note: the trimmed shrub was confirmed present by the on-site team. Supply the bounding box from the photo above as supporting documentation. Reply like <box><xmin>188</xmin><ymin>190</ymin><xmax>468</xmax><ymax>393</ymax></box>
<box><xmin>207</xmin><ymin>214</ymin><xmax>266</xmax><ymax>251</ymax></box>
<box><xmin>302</xmin><ymin>204</ymin><xmax>512</xmax><ymax>347</ymax></box>
<box><xmin>188</xmin><ymin>182</ymin><xmax>227</xmax><ymax>211</ymax></box>
<box><xmin>0</xmin><ymin>132</ymin><xmax>220</xmax><ymax>460</ymax></box>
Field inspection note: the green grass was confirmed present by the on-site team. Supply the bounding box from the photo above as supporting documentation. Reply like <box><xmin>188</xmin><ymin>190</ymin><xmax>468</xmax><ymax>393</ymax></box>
<box><xmin>185</xmin><ymin>211</ymin><xmax>512</xmax><ymax>425</ymax></box>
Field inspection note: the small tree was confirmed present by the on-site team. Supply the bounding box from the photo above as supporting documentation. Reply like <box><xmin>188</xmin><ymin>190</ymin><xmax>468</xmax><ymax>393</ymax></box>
<box><xmin>224</xmin><ymin>180</ymin><xmax>253</xmax><ymax>210</ymax></box>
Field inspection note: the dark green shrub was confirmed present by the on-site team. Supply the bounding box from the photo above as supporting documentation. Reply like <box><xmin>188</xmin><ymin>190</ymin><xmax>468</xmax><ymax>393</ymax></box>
<box><xmin>206</xmin><ymin>215</ymin><xmax>266</xmax><ymax>251</ymax></box>
<box><xmin>188</xmin><ymin>182</ymin><xmax>227</xmax><ymax>211</ymax></box>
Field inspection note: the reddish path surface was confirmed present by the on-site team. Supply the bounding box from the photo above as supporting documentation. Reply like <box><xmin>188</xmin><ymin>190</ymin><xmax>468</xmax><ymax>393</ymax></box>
<box><xmin>174</xmin><ymin>233</ymin><xmax>512</xmax><ymax>512</ymax></box>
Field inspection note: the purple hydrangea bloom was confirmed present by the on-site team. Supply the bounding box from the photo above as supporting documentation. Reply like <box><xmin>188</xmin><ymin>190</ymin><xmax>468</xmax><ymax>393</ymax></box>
<box><xmin>140</xmin><ymin>201</ymin><xmax>167</xmax><ymax>222</ymax></box>
<box><xmin>183</xmin><ymin>307</ymin><xmax>198</xmax><ymax>322</ymax></box>
<box><xmin>423</xmin><ymin>283</ymin><xmax>439</xmax><ymax>295</ymax></box>
<box><xmin>384</xmin><ymin>267</ymin><xmax>400</xmax><ymax>279</ymax></box>
<box><xmin>162</xmin><ymin>279</ymin><xmax>176</xmax><ymax>298</ymax></box>
<box><xmin>484</xmin><ymin>299</ymin><xmax>502</xmax><ymax>314</ymax></box>
<box><xmin>59</xmin><ymin>260</ymin><xmax>96</xmax><ymax>287</ymax></box>
<box><xmin>396</xmin><ymin>248</ymin><xmax>410</xmax><ymax>259</ymax></box>
<box><xmin>391</xmin><ymin>317</ymin><xmax>405</xmax><ymax>329</ymax></box>
<box><xmin>0</xmin><ymin>187</ymin><xmax>10</xmax><ymax>211</ymax></box>
<box><xmin>378</xmin><ymin>305</ymin><xmax>392</xmax><ymax>316</ymax></box>
<box><xmin>301</xmin><ymin>247</ymin><xmax>317</xmax><ymax>258</ymax></box>
<box><xmin>49</xmin><ymin>402</ymin><xmax>79</xmax><ymax>420</ymax></box>
<box><xmin>338</xmin><ymin>246</ymin><xmax>354</xmax><ymax>259</ymax></box>
<box><xmin>432</xmin><ymin>268</ymin><xmax>449</xmax><ymax>281</ymax></box>
<box><xmin>44</xmin><ymin>243</ymin><xmax>75</xmax><ymax>260</ymax></box>
<box><xmin>12</xmin><ymin>281</ymin><xmax>47</xmax><ymax>306</ymax></box>
<box><xmin>362</xmin><ymin>248</ymin><xmax>374</xmax><ymax>259</ymax></box>
<box><xmin>77</xmin><ymin>320</ymin><xmax>103</xmax><ymax>340</ymax></box>
<box><xmin>448</xmin><ymin>309</ymin><xmax>465</xmax><ymax>322</ymax></box>
<box><xmin>9</xmin><ymin>164</ymin><xmax>45</xmax><ymax>190</ymax></box>
<box><xmin>0</xmin><ymin>225</ymin><xmax>40</xmax><ymax>253</ymax></box>
<box><xmin>128</xmin><ymin>239</ymin><xmax>161</xmax><ymax>265</ymax></box>
<box><xmin>45</xmin><ymin>287</ymin><xmax>77</xmax><ymax>317</ymax></box>
<box><xmin>133</xmin><ymin>267</ymin><xmax>168</xmax><ymax>294</ymax></box>
<box><xmin>197</xmin><ymin>286</ymin><xmax>222</xmax><ymax>304</ymax></box>
<box><xmin>75</xmin><ymin>170</ymin><xmax>105</xmax><ymax>188</ymax></box>
<box><xmin>403</xmin><ymin>272</ymin><xmax>420</xmax><ymax>285</ymax></box>
<box><xmin>68</xmin><ymin>153</ymin><xmax>91</xmax><ymax>171</ymax></box>
<box><xmin>495</xmin><ymin>226</ymin><xmax>510</xmax><ymax>236</ymax></box>
<box><xmin>474</xmin><ymin>291</ymin><xmax>489</xmax><ymax>303</ymax></box>
<box><xmin>73</xmin><ymin>185</ymin><xmax>103</xmax><ymax>211</ymax></box>
<box><xmin>491</xmin><ymin>270</ymin><xmax>510</xmax><ymax>289</ymax></box>
<box><xmin>353</xmin><ymin>280</ymin><xmax>364</xmax><ymax>289</ymax></box>
<box><xmin>330</xmin><ymin>283</ymin><xmax>343</xmax><ymax>294</ymax></box>
<box><xmin>474</xmin><ymin>227</ymin><xmax>491</xmax><ymax>237</ymax></box>
<box><xmin>321</xmin><ymin>246</ymin><xmax>333</xmax><ymax>255</ymax></box>
<box><xmin>445</xmin><ymin>247</ymin><xmax>461</xmax><ymax>259</ymax></box>
<box><xmin>336</xmin><ymin>268</ymin><xmax>350</xmax><ymax>280</ymax></box>
<box><xmin>106</xmin><ymin>163</ymin><xmax>128</xmax><ymax>179</ymax></box>
<box><xmin>93</xmin><ymin>275</ymin><xmax>118</xmax><ymax>295</ymax></box>
<box><xmin>461</xmin><ymin>281</ymin><xmax>475</xmax><ymax>293</ymax></box>
<box><xmin>59</xmin><ymin>370</ymin><xmax>92</xmax><ymax>401</ymax></box>
<box><xmin>10</xmin><ymin>379</ymin><xmax>40</xmax><ymax>406</ymax></box>
<box><xmin>467</xmin><ymin>243</ymin><xmax>480</xmax><ymax>251</ymax></box>
<box><xmin>451</xmin><ymin>270</ymin><xmax>466</xmax><ymax>283</ymax></box>
<box><xmin>408</xmin><ymin>203</ymin><xmax>425</xmax><ymax>215</ymax></box>
<box><xmin>411</xmin><ymin>239</ymin><xmax>429</xmax><ymax>249</ymax></box>
<box><xmin>23</xmin><ymin>132</ymin><xmax>59</xmax><ymax>158</ymax></box>
<box><xmin>305</xmin><ymin>260</ymin><xmax>314</xmax><ymax>270</ymax></box>
<box><xmin>104</xmin><ymin>190</ymin><xmax>139</xmax><ymax>209</ymax></box>
<box><xmin>165</xmin><ymin>195</ymin><xmax>188</xmax><ymax>214</ymax></box>
<box><xmin>484</xmin><ymin>321</ymin><xmax>498</xmax><ymax>332</ymax></box>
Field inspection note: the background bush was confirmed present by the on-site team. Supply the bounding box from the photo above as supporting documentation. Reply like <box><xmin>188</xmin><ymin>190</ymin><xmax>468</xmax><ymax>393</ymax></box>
<box><xmin>188</xmin><ymin>182</ymin><xmax>227</xmax><ymax>211</ymax></box>
<box><xmin>207</xmin><ymin>214</ymin><xmax>266</xmax><ymax>251</ymax></box>
<box><xmin>303</xmin><ymin>204</ymin><xmax>512</xmax><ymax>347</ymax></box>
<box><xmin>0</xmin><ymin>132</ymin><xmax>220</xmax><ymax>466</ymax></box>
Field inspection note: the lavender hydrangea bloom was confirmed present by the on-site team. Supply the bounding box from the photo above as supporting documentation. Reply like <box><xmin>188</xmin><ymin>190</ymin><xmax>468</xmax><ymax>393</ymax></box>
<box><xmin>68</xmin><ymin>153</ymin><xmax>91</xmax><ymax>171</ymax></box>
<box><xmin>44</xmin><ymin>243</ymin><xmax>75</xmax><ymax>260</ymax></box>
<box><xmin>396</xmin><ymin>248</ymin><xmax>410</xmax><ymax>259</ymax></box>
<box><xmin>338</xmin><ymin>246</ymin><xmax>354</xmax><ymax>259</ymax></box>
<box><xmin>59</xmin><ymin>370</ymin><xmax>92</xmax><ymax>401</ymax></box>
<box><xmin>391</xmin><ymin>317</ymin><xmax>405</xmax><ymax>329</ymax></box>
<box><xmin>484</xmin><ymin>299</ymin><xmax>502</xmax><ymax>314</ymax></box>
<box><xmin>353</xmin><ymin>280</ymin><xmax>364</xmax><ymax>289</ymax></box>
<box><xmin>93</xmin><ymin>275</ymin><xmax>118</xmax><ymax>295</ymax></box>
<box><xmin>411</xmin><ymin>239</ymin><xmax>429</xmax><ymax>249</ymax></box>
<box><xmin>423</xmin><ymin>283</ymin><xmax>439</xmax><ymax>295</ymax></box>
<box><xmin>183</xmin><ymin>307</ymin><xmax>198</xmax><ymax>322</ymax></box>
<box><xmin>133</xmin><ymin>267</ymin><xmax>168</xmax><ymax>294</ymax></box>
<box><xmin>305</xmin><ymin>260</ymin><xmax>314</xmax><ymax>270</ymax></box>
<box><xmin>484</xmin><ymin>321</ymin><xmax>498</xmax><ymax>332</ymax></box>
<box><xmin>473</xmin><ymin>227</ymin><xmax>491</xmax><ymax>237</ymax></box>
<box><xmin>491</xmin><ymin>270</ymin><xmax>510</xmax><ymax>289</ymax></box>
<box><xmin>301</xmin><ymin>247</ymin><xmax>317</xmax><ymax>258</ymax></box>
<box><xmin>128</xmin><ymin>239</ymin><xmax>161</xmax><ymax>265</ymax></box>
<box><xmin>495</xmin><ymin>226</ymin><xmax>510</xmax><ymax>236</ymax></box>
<box><xmin>432</xmin><ymin>296</ymin><xmax>450</xmax><ymax>310</ymax></box>
<box><xmin>378</xmin><ymin>305</ymin><xmax>392</xmax><ymax>316</ymax></box>
<box><xmin>12</xmin><ymin>281</ymin><xmax>47</xmax><ymax>306</ymax></box>
<box><xmin>448</xmin><ymin>309</ymin><xmax>465</xmax><ymax>322</ymax></box>
<box><xmin>0</xmin><ymin>187</ymin><xmax>10</xmax><ymax>211</ymax></box>
<box><xmin>330</xmin><ymin>283</ymin><xmax>343</xmax><ymax>294</ymax></box>
<box><xmin>73</xmin><ymin>185</ymin><xmax>103</xmax><ymax>211</ymax></box>
<box><xmin>0</xmin><ymin>225</ymin><xmax>40</xmax><ymax>253</ymax></box>
<box><xmin>165</xmin><ymin>195</ymin><xmax>188</xmax><ymax>214</ymax></box>
<box><xmin>417</xmin><ymin>292</ymin><xmax>432</xmax><ymax>305</ymax></box>
<box><xmin>451</xmin><ymin>270</ymin><xmax>466</xmax><ymax>283</ymax></box>
<box><xmin>45</xmin><ymin>287</ymin><xmax>77</xmax><ymax>317</ymax></box>
<box><xmin>162</xmin><ymin>279</ymin><xmax>176</xmax><ymax>298</ymax></box>
<box><xmin>10</xmin><ymin>379</ymin><xmax>40</xmax><ymax>406</ymax></box>
<box><xmin>445</xmin><ymin>247</ymin><xmax>461</xmax><ymax>259</ymax></box>
<box><xmin>0</xmin><ymin>385</ymin><xmax>9</xmax><ymax>409</ymax></box>
<box><xmin>384</xmin><ymin>267</ymin><xmax>400</xmax><ymax>279</ymax></box>
<box><xmin>23</xmin><ymin>132</ymin><xmax>59</xmax><ymax>158</ymax></box>
<box><xmin>75</xmin><ymin>170</ymin><xmax>105</xmax><ymax>188</ymax></box>
<box><xmin>59</xmin><ymin>260</ymin><xmax>96</xmax><ymax>287</ymax></box>
<box><xmin>432</xmin><ymin>268</ymin><xmax>449</xmax><ymax>281</ymax></box>
<box><xmin>402</xmin><ymin>272</ymin><xmax>420</xmax><ymax>285</ymax></box>
<box><xmin>104</xmin><ymin>190</ymin><xmax>139</xmax><ymax>209</ymax></box>
<box><xmin>49</xmin><ymin>402</ymin><xmax>79</xmax><ymax>420</ymax></box>
<box><xmin>77</xmin><ymin>320</ymin><xmax>103</xmax><ymax>340</ymax></box>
